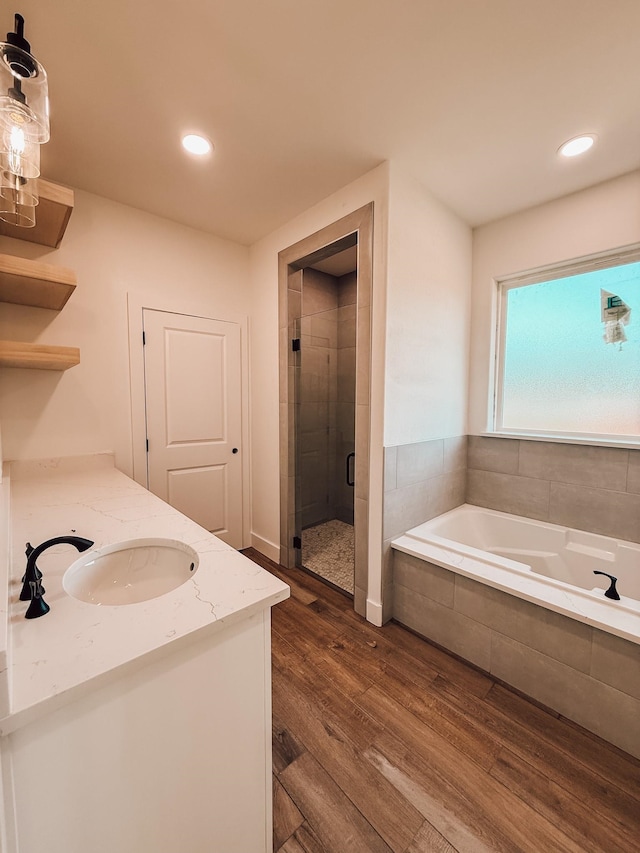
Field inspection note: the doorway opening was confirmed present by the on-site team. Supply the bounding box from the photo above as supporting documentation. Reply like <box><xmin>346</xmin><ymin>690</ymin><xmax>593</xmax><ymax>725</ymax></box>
<box><xmin>295</xmin><ymin>242</ymin><xmax>357</xmax><ymax>594</ymax></box>
<box><xmin>278</xmin><ymin>204</ymin><xmax>373</xmax><ymax>615</ymax></box>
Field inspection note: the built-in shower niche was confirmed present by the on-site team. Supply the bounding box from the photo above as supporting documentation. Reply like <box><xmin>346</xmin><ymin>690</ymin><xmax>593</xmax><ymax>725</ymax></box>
<box><xmin>295</xmin><ymin>261</ymin><xmax>357</xmax><ymax>594</ymax></box>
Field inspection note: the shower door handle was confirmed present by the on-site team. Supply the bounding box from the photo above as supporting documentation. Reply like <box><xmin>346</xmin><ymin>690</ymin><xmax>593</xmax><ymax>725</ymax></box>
<box><xmin>346</xmin><ymin>452</ymin><xmax>355</xmax><ymax>487</ymax></box>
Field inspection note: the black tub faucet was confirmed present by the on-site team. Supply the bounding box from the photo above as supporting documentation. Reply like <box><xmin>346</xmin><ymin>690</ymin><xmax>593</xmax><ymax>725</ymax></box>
<box><xmin>593</xmin><ymin>571</ymin><xmax>620</xmax><ymax>601</ymax></box>
<box><xmin>20</xmin><ymin>536</ymin><xmax>94</xmax><ymax>618</ymax></box>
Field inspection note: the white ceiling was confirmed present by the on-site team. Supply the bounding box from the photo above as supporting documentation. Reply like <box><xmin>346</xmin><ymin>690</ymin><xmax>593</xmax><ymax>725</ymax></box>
<box><xmin>8</xmin><ymin>0</ymin><xmax>640</xmax><ymax>246</ymax></box>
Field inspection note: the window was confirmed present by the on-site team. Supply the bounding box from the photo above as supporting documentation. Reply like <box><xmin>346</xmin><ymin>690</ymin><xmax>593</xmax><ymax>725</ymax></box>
<box><xmin>494</xmin><ymin>247</ymin><xmax>640</xmax><ymax>442</ymax></box>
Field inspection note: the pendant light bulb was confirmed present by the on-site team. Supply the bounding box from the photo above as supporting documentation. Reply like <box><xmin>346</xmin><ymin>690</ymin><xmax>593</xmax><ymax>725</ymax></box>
<box><xmin>0</xmin><ymin>13</ymin><xmax>49</xmax><ymax>227</ymax></box>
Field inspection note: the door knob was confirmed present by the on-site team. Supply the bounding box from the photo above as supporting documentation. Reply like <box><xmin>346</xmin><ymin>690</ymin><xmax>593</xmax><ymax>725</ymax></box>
<box><xmin>232</xmin><ymin>448</ymin><xmax>238</xmax><ymax>454</ymax></box>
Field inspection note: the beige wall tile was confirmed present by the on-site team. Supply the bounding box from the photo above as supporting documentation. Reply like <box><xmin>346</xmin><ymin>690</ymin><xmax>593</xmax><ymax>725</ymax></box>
<box><xmin>288</xmin><ymin>268</ymin><xmax>303</xmax><ymax>292</ymax></box>
<box><xmin>444</xmin><ymin>435</ymin><xmax>468</xmax><ymax>472</ymax></box>
<box><xmin>355</xmin><ymin>403</ymin><xmax>370</xmax><ymax>501</ymax></box>
<box><xmin>394</xmin><ymin>551</ymin><xmax>455</xmax><ymax>607</ymax></box>
<box><xmin>308</xmin><ymin>313</ymin><xmax>338</xmax><ymax>347</ymax></box>
<box><xmin>382</xmin><ymin>581</ymin><xmax>394</xmax><ymax>625</ymax></box>
<box><xmin>298</xmin><ymin>428</ymin><xmax>330</xmax><ymax>455</ymax></box>
<box><xmin>279</xmin><ymin>327</ymin><xmax>289</xmax><ymax>401</ymax></box>
<box><xmin>336</xmin><ymin>401</ymin><xmax>355</xmax><ymax>439</ymax></box>
<box><xmin>356</xmin><ymin>256</ymin><xmax>371</xmax><ymax>309</ymax></box>
<box><xmin>354</xmin><ymin>496</ymin><xmax>369</xmax><ymax>593</ymax></box>
<box><xmin>338</xmin><ymin>303</ymin><xmax>357</xmax><ymax>322</ymax></box>
<box><xmin>383</xmin><ymin>469</ymin><xmax>467</xmax><ymax>540</ymax></box>
<box><xmin>279</xmin><ymin>401</ymin><xmax>289</xmax><ymax>449</ymax></box>
<box><xmin>518</xmin><ymin>441</ymin><xmax>629</xmax><ymax>490</ymax></box>
<box><xmin>381</xmin><ymin>538</ymin><xmax>395</xmax><ymax>588</ymax></box>
<box><xmin>298</xmin><ymin>401</ymin><xmax>330</xmax><ymax>434</ymax></box>
<box><xmin>397</xmin><ymin>439</ymin><xmax>444</xmax><ymax>488</ymax></box>
<box><xmin>383</xmin><ymin>478</ymin><xmax>432</xmax><ymax>540</ymax></box>
<box><xmin>468</xmin><ymin>435</ymin><xmax>519</xmax><ymax>474</ymax></box>
<box><xmin>338</xmin><ymin>271</ymin><xmax>357</xmax><ymax>306</ymax></box>
<box><xmin>549</xmin><ymin>482</ymin><xmax>640</xmax><ymax>543</ymax></box>
<box><xmin>356</xmin><ymin>304</ymin><xmax>371</xmax><ymax>407</ymax></box>
<box><xmin>384</xmin><ymin>446</ymin><xmax>397</xmax><ymax>492</ymax></box>
<box><xmin>337</xmin><ymin>346</ymin><xmax>356</xmax><ymax>404</ymax></box>
<box><xmin>490</xmin><ymin>634</ymin><xmax>640</xmax><ymax>759</ymax></box>
<box><xmin>428</xmin><ymin>469</ymin><xmax>467</xmax><ymax>518</ymax></box>
<box><xmin>288</xmin><ymin>288</ymin><xmax>301</xmax><ymax>327</ymax></box>
<box><xmin>467</xmin><ymin>469</ymin><xmax>550</xmax><ymax>520</ymax></box>
<box><xmin>302</xmin><ymin>268</ymin><xmax>338</xmax><ymax>315</ymax></box>
<box><xmin>338</xmin><ymin>317</ymin><xmax>356</xmax><ymax>349</ymax></box>
<box><xmin>591</xmin><ymin>631</ymin><xmax>640</xmax><ymax>700</ymax></box>
<box><xmin>627</xmin><ymin>450</ymin><xmax>640</xmax><ymax>495</ymax></box>
<box><xmin>454</xmin><ymin>576</ymin><xmax>592</xmax><ymax>672</ymax></box>
<box><xmin>394</xmin><ymin>585</ymin><xmax>492</xmax><ymax>671</ymax></box>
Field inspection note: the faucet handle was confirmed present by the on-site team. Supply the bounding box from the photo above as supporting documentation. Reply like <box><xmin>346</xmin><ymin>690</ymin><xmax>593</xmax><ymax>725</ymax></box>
<box><xmin>21</xmin><ymin>542</ymin><xmax>42</xmax><ymax>583</ymax></box>
<box><xmin>20</xmin><ymin>572</ymin><xmax>45</xmax><ymax>601</ymax></box>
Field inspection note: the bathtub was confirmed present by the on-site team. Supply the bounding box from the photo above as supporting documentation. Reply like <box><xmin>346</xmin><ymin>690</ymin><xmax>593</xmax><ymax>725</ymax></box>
<box><xmin>391</xmin><ymin>504</ymin><xmax>640</xmax><ymax>645</ymax></box>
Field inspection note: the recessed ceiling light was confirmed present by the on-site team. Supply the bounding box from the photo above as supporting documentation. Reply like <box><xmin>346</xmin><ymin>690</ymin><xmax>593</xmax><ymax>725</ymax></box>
<box><xmin>181</xmin><ymin>134</ymin><xmax>213</xmax><ymax>156</ymax></box>
<box><xmin>558</xmin><ymin>135</ymin><xmax>596</xmax><ymax>158</ymax></box>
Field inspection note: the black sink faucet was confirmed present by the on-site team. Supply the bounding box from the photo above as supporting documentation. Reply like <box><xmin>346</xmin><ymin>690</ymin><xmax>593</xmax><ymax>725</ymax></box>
<box><xmin>20</xmin><ymin>536</ymin><xmax>94</xmax><ymax>618</ymax></box>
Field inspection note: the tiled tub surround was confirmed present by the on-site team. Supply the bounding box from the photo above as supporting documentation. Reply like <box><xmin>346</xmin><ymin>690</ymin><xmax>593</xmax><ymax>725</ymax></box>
<box><xmin>386</xmin><ymin>435</ymin><xmax>640</xmax><ymax>756</ymax></box>
<box><xmin>382</xmin><ymin>436</ymin><xmax>467</xmax><ymax>621</ymax></box>
<box><xmin>393</xmin><ymin>505</ymin><xmax>640</xmax><ymax>643</ymax></box>
<box><xmin>467</xmin><ymin>435</ymin><xmax>640</xmax><ymax>544</ymax></box>
<box><xmin>391</xmin><ymin>547</ymin><xmax>640</xmax><ymax>759</ymax></box>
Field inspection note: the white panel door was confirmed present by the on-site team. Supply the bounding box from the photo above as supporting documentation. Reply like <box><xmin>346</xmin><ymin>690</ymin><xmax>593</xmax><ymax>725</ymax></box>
<box><xmin>143</xmin><ymin>309</ymin><xmax>242</xmax><ymax>547</ymax></box>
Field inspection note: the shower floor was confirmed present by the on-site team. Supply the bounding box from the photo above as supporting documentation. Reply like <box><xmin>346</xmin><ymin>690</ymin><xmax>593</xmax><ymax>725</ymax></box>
<box><xmin>302</xmin><ymin>519</ymin><xmax>354</xmax><ymax>594</ymax></box>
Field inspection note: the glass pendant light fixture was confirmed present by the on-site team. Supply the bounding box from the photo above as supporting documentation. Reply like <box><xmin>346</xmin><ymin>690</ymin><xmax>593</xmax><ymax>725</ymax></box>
<box><xmin>0</xmin><ymin>13</ymin><xmax>49</xmax><ymax>227</ymax></box>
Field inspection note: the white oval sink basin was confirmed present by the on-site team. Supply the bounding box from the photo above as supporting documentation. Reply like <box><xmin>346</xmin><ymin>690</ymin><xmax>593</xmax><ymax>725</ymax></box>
<box><xmin>63</xmin><ymin>538</ymin><xmax>199</xmax><ymax>605</ymax></box>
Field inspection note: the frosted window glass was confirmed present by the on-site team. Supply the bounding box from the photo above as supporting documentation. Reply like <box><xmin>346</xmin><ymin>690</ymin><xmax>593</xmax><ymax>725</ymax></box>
<box><xmin>500</xmin><ymin>261</ymin><xmax>640</xmax><ymax>436</ymax></box>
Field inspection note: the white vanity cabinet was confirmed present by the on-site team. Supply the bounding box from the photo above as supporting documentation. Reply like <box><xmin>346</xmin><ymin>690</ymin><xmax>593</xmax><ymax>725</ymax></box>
<box><xmin>4</xmin><ymin>611</ymin><xmax>274</xmax><ymax>852</ymax></box>
<box><xmin>0</xmin><ymin>455</ymin><xmax>289</xmax><ymax>853</ymax></box>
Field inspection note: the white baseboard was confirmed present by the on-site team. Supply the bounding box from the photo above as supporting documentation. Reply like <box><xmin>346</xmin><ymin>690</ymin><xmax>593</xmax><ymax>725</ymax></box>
<box><xmin>366</xmin><ymin>598</ymin><xmax>383</xmax><ymax>627</ymax></box>
<box><xmin>250</xmin><ymin>533</ymin><xmax>280</xmax><ymax>564</ymax></box>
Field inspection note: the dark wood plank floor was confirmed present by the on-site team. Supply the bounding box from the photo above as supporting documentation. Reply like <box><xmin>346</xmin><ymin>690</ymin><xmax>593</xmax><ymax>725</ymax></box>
<box><xmin>242</xmin><ymin>549</ymin><xmax>640</xmax><ymax>853</ymax></box>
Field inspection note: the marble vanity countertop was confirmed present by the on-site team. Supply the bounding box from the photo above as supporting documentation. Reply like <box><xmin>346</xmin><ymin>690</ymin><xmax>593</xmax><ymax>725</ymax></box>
<box><xmin>0</xmin><ymin>454</ymin><xmax>289</xmax><ymax>734</ymax></box>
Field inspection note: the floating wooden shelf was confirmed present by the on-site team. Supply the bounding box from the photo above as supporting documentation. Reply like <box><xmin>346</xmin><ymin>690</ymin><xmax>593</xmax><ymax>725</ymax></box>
<box><xmin>0</xmin><ymin>341</ymin><xmax>80</xmax><ymax>371</ymax></box>
<box><xmin>0</xmin><ymin>178</ymin><xmax>74</xmax><ymax>248</ymax></box>
<box><xmin>0</xmin><ymin>253</ymin><xmax>77</xmax><ymax>310</ymax></box>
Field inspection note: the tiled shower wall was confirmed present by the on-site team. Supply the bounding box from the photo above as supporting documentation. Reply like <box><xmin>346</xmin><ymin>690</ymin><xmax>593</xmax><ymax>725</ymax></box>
<box><xmin>298</xmin><ymin>268</ymin><xmax>357</xmax><ymax>529</ymax></box>
<box><xmin>335</xmin><ymin>271</ymin><xmax>357</xmax><ymax>525</ymax></box>
<box><xmin>298</xmin><ymin>268</ymin><xmax>338</xmax><ymax>528</ymax></box>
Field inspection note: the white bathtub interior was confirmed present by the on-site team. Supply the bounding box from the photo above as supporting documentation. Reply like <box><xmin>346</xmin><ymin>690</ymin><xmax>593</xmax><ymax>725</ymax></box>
<box><xmin>392</xmin><ymin>504</ymin><xmax>640</xmax><ymax>644</ymax></box>
<box><xmin>407</xmin><ymin>505</ymin><xmax>639</xmax><ymax>599</ymax></box>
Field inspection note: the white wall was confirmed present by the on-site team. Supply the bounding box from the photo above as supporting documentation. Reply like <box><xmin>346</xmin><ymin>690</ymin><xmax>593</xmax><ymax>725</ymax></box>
<box><xmin>0</xmin><ymin>189</ymin><xmax>250</xmax><ymax>475</ymax></box>
<box><xmin>385</xmin><ymin>163</ymin><xmax>472</xmax><ymax>447</ymax></box>
<box><xmin>248</xmin><ymin>163</ymin><xmax>390</xmax><ymax>568</ymax></box>
<box><xmin>469</xmin><ymin>170</ymin><xmax>640</xmax><ymax>434</ymax></box>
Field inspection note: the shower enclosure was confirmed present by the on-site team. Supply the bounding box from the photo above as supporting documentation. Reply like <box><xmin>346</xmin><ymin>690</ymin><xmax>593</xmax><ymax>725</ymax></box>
<box><xmin>278</xmin><ymin>203</ymin><xmax>373</xmax><ymax>617</ymax></box>
<box><xmin>293</xmin><ymin>251</ymin><xmax>357</xmax><ymax>594</ymax></box>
